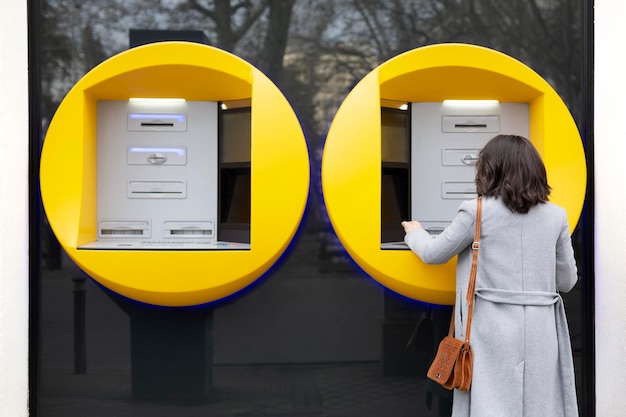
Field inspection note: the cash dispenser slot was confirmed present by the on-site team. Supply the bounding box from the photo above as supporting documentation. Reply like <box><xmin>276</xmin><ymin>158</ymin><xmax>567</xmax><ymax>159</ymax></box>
<box><xmin>162</xmin><ymin>221</ymin><xmax>215</xmax><ymax>238</ymax></box>
<box><xmin>442</xmin><ymin>115</ymin><xmax>500</xmax><ymax>133</ymax></box>
<box><xmin>442</xmin><ymin>181</ymin><xmax>478</xmax><ymax>199</ymax></box>
<box><xmin>127</xmin><ymin>113</ymin><xmax>187</xmax><ymax>131</ymax></box>
<box><xmin>127</xmin><ymin>181</ymin><xmax>187</xmax><ymax>199</ymax></box>
<box><xmin>99</xmin><ymin>220</ymin><xmax>151</xmax><ymax>238</ymax></box>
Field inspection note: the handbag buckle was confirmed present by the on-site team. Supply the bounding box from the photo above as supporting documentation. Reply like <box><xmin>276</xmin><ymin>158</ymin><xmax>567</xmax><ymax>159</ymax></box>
<box><xmin>472</xmin><ymin>241</ymin><xmax>480</xmax><ymax>250</ymax></box>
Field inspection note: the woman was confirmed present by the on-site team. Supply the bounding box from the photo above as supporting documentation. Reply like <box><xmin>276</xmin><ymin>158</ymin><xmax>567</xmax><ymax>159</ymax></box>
<box><xmin>402</xmin><ymin>134</ymin><xmax>579</xmax><ymax>417</ymax></box>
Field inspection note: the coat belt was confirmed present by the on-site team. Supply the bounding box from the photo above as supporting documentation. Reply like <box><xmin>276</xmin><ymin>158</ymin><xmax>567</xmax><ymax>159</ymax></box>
<box><xmin>474</xmin><ymin>288</ymin><xmax>561</xmax><ymax>306</ymax></box>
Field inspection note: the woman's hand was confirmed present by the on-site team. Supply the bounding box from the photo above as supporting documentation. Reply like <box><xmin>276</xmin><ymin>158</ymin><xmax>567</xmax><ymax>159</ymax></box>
<box><xmin>401</xmin><ymin>220</ymin><xmax>422</xmax><ymax>234</ymax></box>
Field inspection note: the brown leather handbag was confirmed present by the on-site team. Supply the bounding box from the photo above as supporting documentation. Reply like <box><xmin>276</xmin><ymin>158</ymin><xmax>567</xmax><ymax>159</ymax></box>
<box><xmin>427</xmin><ymin>197</ymin><xmax>482</xmax><ymax>391</ymax></box>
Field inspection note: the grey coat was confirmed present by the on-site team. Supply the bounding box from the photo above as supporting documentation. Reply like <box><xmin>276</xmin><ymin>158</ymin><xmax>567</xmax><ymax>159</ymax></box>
<box><xmin>405</xmin><ymin>197</ymin><xmax>579</xmax><ymax>417</ymax></box>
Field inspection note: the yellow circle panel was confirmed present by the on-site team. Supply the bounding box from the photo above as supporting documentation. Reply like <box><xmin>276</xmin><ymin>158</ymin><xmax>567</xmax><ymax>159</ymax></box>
<box><xmin>40</xmin><ymin>42</ymin><xmax>309</xmax><ymax>306</ymax></box>
<box><xmin>322</xmin><ymin>44</ymin><xmax>586</xmax><ymax>305</ymax></box>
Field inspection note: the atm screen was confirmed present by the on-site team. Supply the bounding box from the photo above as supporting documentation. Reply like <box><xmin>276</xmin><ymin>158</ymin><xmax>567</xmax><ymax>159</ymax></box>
<box><xmin>381</xmin><ymin>106</ymin><xmax>410</xmax><ymax>244</ymax></box>
<box><xmin>218</xmin><ymin>103</ymin><xmax>252</xmax><ymax>244</ymax></box>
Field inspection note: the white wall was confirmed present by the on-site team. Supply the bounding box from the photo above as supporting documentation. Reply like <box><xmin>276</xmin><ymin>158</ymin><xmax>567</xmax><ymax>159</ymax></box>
<box><xmin>0</xmin><ymin>2</ymin><xmax>30</xmax><ymax>417</ymax></box>
<box><xmin>595</xmin><ymin>1</ymin><xmax>626</xmax><ymax>416</ymax></box>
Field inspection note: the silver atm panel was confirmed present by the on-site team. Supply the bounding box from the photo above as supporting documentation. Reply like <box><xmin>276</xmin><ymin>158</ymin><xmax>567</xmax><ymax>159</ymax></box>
<box><xmin>411</xmin><ymin>101</ymin><xmax>529</xmax><ymax>235</ymax></box>
<box><xmin>80</xmin><ymin>100</ymin><xmax>248</xmax><ymax>250</ymax></box>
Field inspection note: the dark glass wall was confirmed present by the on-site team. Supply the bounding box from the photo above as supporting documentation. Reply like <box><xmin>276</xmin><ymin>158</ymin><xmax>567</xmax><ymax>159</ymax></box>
<box><xmin>31</xmin><ymin>1</ymin><xmax>593</xmax><ymax>416</ymax></box>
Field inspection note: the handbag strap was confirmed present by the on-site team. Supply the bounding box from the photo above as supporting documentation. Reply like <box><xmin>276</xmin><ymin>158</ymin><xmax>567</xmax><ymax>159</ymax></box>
<box><xmin>447</xmin><ymin>197</ymin><xmax>482</xmax><ymax>344</ymax></box>
<box><xmin>464</xmin><ymin>197</ymin><xmax>482</xmax><ymax>343</ymax></box>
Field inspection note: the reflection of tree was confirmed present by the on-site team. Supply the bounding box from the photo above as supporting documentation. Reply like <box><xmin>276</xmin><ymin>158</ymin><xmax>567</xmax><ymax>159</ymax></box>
<box><xmin>330</xmin><ymin>0</ymin><xmax>582</xmax><ymax>124</ymax></box>
<box><xmin>258</xmin><ymin>0</ymin><xmax>296</xmax><ymax>84</ymax></box>
<box><xmin>41</xmin><ymin>0</ymin><xmax>583</xmax><ymax>135</ymax></box>
<box><xmin>40</xmin><ymin>0</ymin><xmax>108</xmax><ymax>123</ymax></box>
<box><xmin>40</xmin><ymin>0</ymin><xmax>583</xmax><ymax>233</ymax></box>
<box><xmin>187</xmin><ymin>0</ymin><xmax>269</xmax><ymax>52</ymax></box>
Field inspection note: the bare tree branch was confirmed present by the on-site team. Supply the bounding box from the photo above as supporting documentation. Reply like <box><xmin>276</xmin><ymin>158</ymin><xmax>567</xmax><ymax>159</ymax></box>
<box><xmin>188</xmin><ymin>0</ymin><xmax>216</xmax><ymax>19</ymax></box>
<box><xmin>231</xmin><ymin>0</ymin><xmax>270</xmax><ymax>40</ymax></box>
<box><xmin>187</xmin><ymin>0</ymin><xmax>269</xmax><ymax>50</ymax></box>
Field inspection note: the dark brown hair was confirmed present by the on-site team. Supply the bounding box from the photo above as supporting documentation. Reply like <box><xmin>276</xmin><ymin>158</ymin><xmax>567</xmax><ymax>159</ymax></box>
<box><xmin>475</xmin><ymin>134</ymin><xmax>551</xmax><ymax>213</ymax></box>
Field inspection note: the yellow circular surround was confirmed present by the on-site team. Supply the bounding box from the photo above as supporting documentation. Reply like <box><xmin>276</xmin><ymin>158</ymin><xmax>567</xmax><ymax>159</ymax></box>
<box><xmin>322</xmin><ymin>44</ymin><xmax>586</xmax><ymax>305</ymax></box>
<box><xmin>40</xmin><ymin>42</ymin><xmax>310</xmax><ymax>306</ymax></box>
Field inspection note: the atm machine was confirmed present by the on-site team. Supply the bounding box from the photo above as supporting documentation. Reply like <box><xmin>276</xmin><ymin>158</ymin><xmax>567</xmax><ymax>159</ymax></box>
<box><xmin>39</xmin><ymin>40</ymin><xmax>310</xmax><ymax>401</ymax></box>
<box><xmin>381</xmin><ymin>100</ymin><xmax>529</xmax><ymax>247</ymax></box>
<box><xmin>79</xmin><ymin>99</ymin><xmax>250</xmax><ymax>250</ymax></box>
<box><xmin>411</xmin><ymin>101</ymin><xmax>529</xmax><ymax>234</ymax></box>
<box><xmin>323</xmin><ymin>43</ymin><xmax>586</xmax><ymax>307</ymax></box>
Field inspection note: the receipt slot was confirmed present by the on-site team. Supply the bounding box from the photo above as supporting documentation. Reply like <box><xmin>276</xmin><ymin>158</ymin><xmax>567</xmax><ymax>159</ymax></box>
<box><xmin>40</xmin><ymin>42</ymin><xmax>309</xmax><ymax>307</ymax></box>
<box><xmin>322</xmin><ymin>44</ymin><xmax>586</xmax><ymax>304</ymax></box>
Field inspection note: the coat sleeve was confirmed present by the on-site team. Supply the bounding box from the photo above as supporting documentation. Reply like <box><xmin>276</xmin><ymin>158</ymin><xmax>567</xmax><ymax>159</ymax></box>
<box><xmin>404</xmin><ymin>200</ymin><xmax>476</xmax><ymax>264</ymax></box>
<box><xmin>555</xmin><ymin>208</ymin><xmax>578</xmax><ymax>293</ymax></box>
